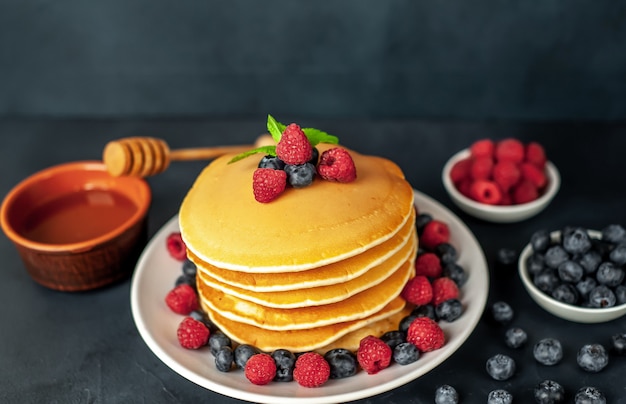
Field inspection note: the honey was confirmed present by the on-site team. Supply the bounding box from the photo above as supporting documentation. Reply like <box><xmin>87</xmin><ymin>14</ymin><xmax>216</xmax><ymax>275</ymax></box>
<box><xmin>21</xmin><ymin>189</ymin><xmax>138</xmax><ymax>244</ymax></box>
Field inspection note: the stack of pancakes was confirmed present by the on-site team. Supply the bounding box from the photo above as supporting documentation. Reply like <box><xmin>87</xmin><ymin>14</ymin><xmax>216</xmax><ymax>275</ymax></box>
<box><xmin>179</xmin><ymin>144</ymin><xmax>417</xmax><ymax>352</ymax></box>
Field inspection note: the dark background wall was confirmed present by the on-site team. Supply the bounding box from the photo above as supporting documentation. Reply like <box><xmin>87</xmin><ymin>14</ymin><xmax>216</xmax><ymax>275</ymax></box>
<box><xmin>1</xmin><ymin>0</ymin><xmax>625</xmax><ymax>121</ymax></box>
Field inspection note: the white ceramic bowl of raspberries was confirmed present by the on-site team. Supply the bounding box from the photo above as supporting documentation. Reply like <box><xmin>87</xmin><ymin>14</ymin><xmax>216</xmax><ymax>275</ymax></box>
<box><xmin>518</xmin><ymin>225</ymin><xmax>626</xmax><ymax>323</ymax></box>
<box><xmin>442</xmin><ymin>138</ymin><xmax>560</xmax><ymax>223</ymax></box>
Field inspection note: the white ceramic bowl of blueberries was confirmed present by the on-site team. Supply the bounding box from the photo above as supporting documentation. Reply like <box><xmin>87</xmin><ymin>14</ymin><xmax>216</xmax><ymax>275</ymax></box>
<box><xmin>519</xmin><ymin>224</ymin><xmax>626</xmax><ymax>323</ymax></box>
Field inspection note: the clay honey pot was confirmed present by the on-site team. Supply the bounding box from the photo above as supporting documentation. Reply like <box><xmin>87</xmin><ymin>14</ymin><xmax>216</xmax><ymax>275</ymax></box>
<box><xmin>1</xmin><ymin>161</ymin><xmax>151</xmax><ymax>291</ymax></box>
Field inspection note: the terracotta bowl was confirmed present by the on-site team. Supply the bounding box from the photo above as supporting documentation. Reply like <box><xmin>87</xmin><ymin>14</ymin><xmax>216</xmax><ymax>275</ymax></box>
<box><xmin>1</xmin><ymin>161</ymin><xmax>151</xmax><ymax>292</ymax></box>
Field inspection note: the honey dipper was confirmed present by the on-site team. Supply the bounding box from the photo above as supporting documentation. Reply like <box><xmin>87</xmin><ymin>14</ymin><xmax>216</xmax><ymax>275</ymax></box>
<box><xmin>103</xmin><ymin>135</ymin><xmax>274</xmax><ymax>177</ymax></box>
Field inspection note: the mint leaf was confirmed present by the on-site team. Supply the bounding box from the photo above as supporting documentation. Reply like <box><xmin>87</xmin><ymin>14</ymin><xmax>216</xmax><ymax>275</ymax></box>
<box><xmin>228</xmin><ymin>145</ymin><xmax>276</xmax><ymax>164</ymax></box>
<box><xmin>302</xmin><ymin>128</ymin><xmax>339</xmax><ymax>146</ymax></box>
<box><xmin>229</xmin><ymin>115</ymin><xmax>339</xmax><ymax>165</ymax></box>
<box><xmin>267</xmin><ymin>114</ymin><xmax>286</xmax><ymax>142</ymax></box>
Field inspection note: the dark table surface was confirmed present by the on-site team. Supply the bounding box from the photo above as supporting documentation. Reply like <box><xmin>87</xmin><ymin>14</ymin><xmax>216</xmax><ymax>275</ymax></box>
<box><xmin>1</xmin><ymin>118</ymin><xmax>626</xmax><ymax>404</ymax></box>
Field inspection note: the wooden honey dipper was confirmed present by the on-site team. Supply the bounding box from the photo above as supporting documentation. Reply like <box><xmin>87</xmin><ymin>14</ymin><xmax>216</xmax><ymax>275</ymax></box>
<box><xmin>103</xmin><ymin>135</ymin><xmax>275</xmax><ymax>177</ymax></box>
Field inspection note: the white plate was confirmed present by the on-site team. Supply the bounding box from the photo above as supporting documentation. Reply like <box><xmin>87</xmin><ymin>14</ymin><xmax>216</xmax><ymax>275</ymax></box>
<box><xmin>130</xmin><ymin>190</ymin><xmax>489</xmax><ymax>404</ymax></box>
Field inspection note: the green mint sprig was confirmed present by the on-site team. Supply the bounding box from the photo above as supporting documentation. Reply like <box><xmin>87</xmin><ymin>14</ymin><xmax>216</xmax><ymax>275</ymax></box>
<box><xmin>228</xmin><ymin>114</ymin><xmax>338</xmax><ymax>164</ymax></box>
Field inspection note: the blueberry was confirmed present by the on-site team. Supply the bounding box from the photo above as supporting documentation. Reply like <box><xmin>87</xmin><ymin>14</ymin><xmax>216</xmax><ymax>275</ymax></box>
<box><xmin>175</xmin><ymin>274</ymin><xmax>196</xmax><ymax>288</ymax></box>
<box><xmin>189</xmin><ymin>310</ymin><xmax>216</xmax><ymax>332</ymax></box>
<box><xmin>411</xmin><ymin>304</ymin><xmax>438</xmax><ymax>321</ymax></box>
<box><xmin>574</xmin><ymin>386</ymin><xmax>606</xmax><ymax>404</ymax></box>
<box><xmin>601</xmin><ymin>223</ymin><xmax>626</xmax><ymax>244</ymax></box>
<box><xmin>208</xmin><ymin>331</ymin><xmax>232</xmax><ymax>356</ymax></box>
<box><xmin>434</xmin><ymin>384</ymin><xmax>459</xmax><ymax>404</ymax></box>
<box><xmin>442</xmin><ymin>263</ymin><xmax>468</xmax><ymax>287</ymax></box>
<box><xmin>563</xmin><ymin>227</ymin><xmax>592</xmax><ymax>254</ymax></box>
<box><xmin>533</xmin><ymin>338</ymin><xmax>563</xmax><ymax>366</ymax></box>
<box><xmin>214</xmin><ymin>346</ymin><xmax>234</xmax><ymax>372</ymax></box>
<box><xmin>615</xmin><ymin>285</ymin><xmax>626</xmax><ymax>305</ymax></box>
<box><xmin>487</xmin><ymin>389</ymin><xmax>513</xmax><ymax>404</ymax></box>
<box><xmin>578</xmin><ymin>251</ymin><xmax>602</xmax><ymax>274</ymax></box>
<box><xmin>258</xmin><ymin>155</ymin><xmax>285</xmax><ymax>170</ymax></box>
<box><xmin>485</xmin><ymin>354</ymin><xmax>516</xmax><ymax>381</ymax></box>
<box><xmin>609</xmin><ymin>244</ymin><xmax>626</xmax><ymax>265</ymax></box>
<box><xmin>491</xmin><ymin>301</ymin><xmax>514</xmax><ymax>324</ymax></box>
<box><xmin>415</xmin><ymin>213</ymin><xmax>433</xmax><ymax>235</ymax></box>
<box><xmin>544</xmin><ymin>245</ymin><xmax>570</xmax><ymax>269</ymax></box>
<box><xmin>596</xmin><ymin>261</ymin><xmax>625</xmax><ymax>286</ymax></box>
<box><xmin>309</xmin><ymin>147</ymin><xmax>320</xmax><ymax>166</ymax></box>
<box><xmin>504</xmin><ymin>327</ymin><xmax>528</xmax><ymax>349</ymax></box>
<box><xmin>324</xmin><ymin>348</ymin><xmax>357</xmax><ymax>379</ymax></box>
<box><xmin>399</xmin><ymin>314</ymin><xmax>418</xmax><ymax>334</ymax></box>
<box><xmin>591</xmin><ymin>239</ymin><xmax>613</xmax><ymax>259</ymax></box>
<box><xmin>181</xmin><ymin>259</ymin><xmax>197</xmax><ymax>277</ymax></box>
<box><xmin>381</xmin><ymin>330</ymin><xmax>406</xmax><ymax>350</ymax></box>
<box><xmin>557</xmin><ymin>260</ymin><xmax>584</xmax><ymax>283</ymax></box>
<box><xmin>588</xmin><ymin>285</ymin><xmax>617</xmax><ymax>308</ymax></box>
<box><xmin>526</xmin><ymin>252</ymin><xmax>546</xmax><ymax>275</ymax></box>
<box><xmin>434</xmin><ymin>243</ymin><xmax>458</xmax><ymax>264</ymax></box>
<box><xmin>496</xmin><ymin>247</ymin><xmax>518</xmax><ymax>266</ymax></box>
<box><xmin>234</xmin><ymin>344</ymin><xmax>260</xmax><ymax>369</ymax></box>
<box><xmin>272</xmin><ymin>349</ymin><xmax>296</xmax><ymax>382</ymax></box>
<box><xmin>533</xmin><ymin>269</ymin><xmax>560</xmax><ymax>293</ymax></box>
<box><xmin>530</xmin><ymin>229</ymin><xmax>551</xmax><ymax>253</ymax></box>
<box><xmin>284</xmin><ymin>163</ymin><xmax>316</xmax><ymax>188</ymax></box>
<box><xmin>551</xmin><ymin>283</ymin><xmax>579</xmax><ymax>305</ymax></box>
<box><xmin>610</xmin><ymin>333</ymin><xmax>626</xmax><ymax>355</ymax></box>
<box><xmin>393</xmin><ymin>342</ymin><xmax>420</xmax><ymax>365</ymax></box>
<box><xmin>534</xmin><ymin>379</ymin><xmax>565</xmax><ymax>404</ymax></box>
<box><xmin>577</xmin><ymin>343</ymin><xmax>609</xmax><ymax>372</ymax></box>
<box><xmin>435</xmin><ymin>299</ymin><xmax>463</xmax><ymax>322</ymax></box>
<box><xmin>575</xmin><ymin>277</ymin><xmax>598</xmax><ymax>300</ymax></box>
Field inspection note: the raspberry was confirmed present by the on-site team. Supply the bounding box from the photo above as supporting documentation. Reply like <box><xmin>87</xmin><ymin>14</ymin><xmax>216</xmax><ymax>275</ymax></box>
<box><xmin>166</xmin><ymin>232</ymin><xmax>187</xmax><ymax>261</ymax></box>
<box><xmin>401</xmin><ymin>275</ymin><xmax>433</xmax><ymax>305</ymax></box>
<box><xmin>520</xmin><ymin>162</ymin><xmax>547</xmax><ymax>189</ymax></box>
<box><xmin>470</xmin><ymin>156</ymin><xmax>494</xmax><ymax>180</ymax></box>
<box><xmin>165</xmin><ymin>284</ymin><xmax>198</xmax><ymax>315</ymax></box>
<box><xmin>252</xmin><ymin>168</ymin><xmax>287</xmax><ymax>203</ymax></box>
<box><xmin>317</xmin><ymin>147</ymin><xmax>357</xmax><ymax>183</ymax></box>
<box><xmin>469</xmin><ymin>139</ymin><xmax>495</xmax><ymax>158</ymax></box>
<box><xmin>414</xmin><ymin>253</ymin><xmax>443</xmax><ymax>278</ymax></box>
<box><xmin>456</xmin><ymin>179</ymin><xmax>472</xmax><ymax>199</ymax></box>
<box><xmin>275</xmin><ymin>123</ymin><xmax>312</xmax><ymax>165</ymax></box>
<box><xmin>526</xmin><ymin>141</ymin><xmax>547</xmax><ymax>168</ymax></box>
<box><xmin>449</xmin><ymin>158</ymin><xmax>471</xmax><ymax>184</ymax></box>
<box><xmin>292</xmin><ymin>352</ymin><xmax>330</xmax><ymax>387</ymax></box>
<box><xmin>492</xmin><ymin>160</ymin><xmax>521</xmax><ymax>193</ymax></box>
<box><xmin>420</xmin><ymin>220</ymin><xmax>450</xmax><ymax>250</ymax></box>
<box><xmin>495</xmin><ymin>138</ymin><xmax>525</xmax><ymax>163</ymax></box>
<box><xmin>469</xmin><ymin>180</ymin><xmax>503</xmax><ymax>205</ymax></box>
<box><xmin>356</xmin><ymin>335</ymin><xmax>392</xmax><ymax>374</ymax></box>
<box><xmin>499</xmin><ymin>192</ymin><xmax>513</xmax><ymax>206</ymax></box>
<box><xmin>176</xmin><ymin>316</ymin><xmax>210</xmax><ymax>349</ymax></box>
<box><xmin>245</xmin><ymin>353</ymin><xmax>277</xmax><ymax>385</ymax></box>
<box><xmin>512</xmin><ymin>179</ymin><xmax>539</xmax><ymax>204</ymax></box>
<box><xmin>431</xmin><ymin>276</ymin><xmax>460</xmax><ymax>306</ymax></box>
<box><xmin>406</xmin><ymin>317</ymin><xmax>445</xmax><ymax>352</ymax></box>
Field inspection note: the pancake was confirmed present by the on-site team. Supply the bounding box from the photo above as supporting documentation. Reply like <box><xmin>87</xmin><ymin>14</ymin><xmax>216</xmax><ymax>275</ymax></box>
<box><xmin>190</xmin><ymin>208</ymin><xmax>416</xmax><ymax>292</ymax></box>
<box><xmin>196</xmin><ymin>235</ymin><xmax>416</xmax><ymax>309</ymax></box>
<box><xmin>179</xmin><ymin>144</ymin><xmax>415</xmax><ymax>272</ymax></box>
<box><xmin>197</xmin><ymin>255</ymin><xmax>414</xmax><ymax>330</ymax></box>
<box><xmin>317</xmin><ymin>305</ymin><xmax>412</xmax><ymax>353</ymax></box>
<box><xmin>181</xmin><ymin>139</ymin><xmax>418</xmax><ymax>353</ymax></box>
<box><xmin>201</xmin><ymin>297</ymin><xmax>408</xmax><ymax>352</ymax></box>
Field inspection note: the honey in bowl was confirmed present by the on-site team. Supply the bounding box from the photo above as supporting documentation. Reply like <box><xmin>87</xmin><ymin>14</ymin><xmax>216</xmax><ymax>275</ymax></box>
<box><xmin>20</xmin><ymin>189</ymin><xmax>138</xmax><ymax>245</ymax></box>
<box><xmin>1</xmin><ymin>161</ymin><xmax>151</xmax><ymax>291</ymax></box>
